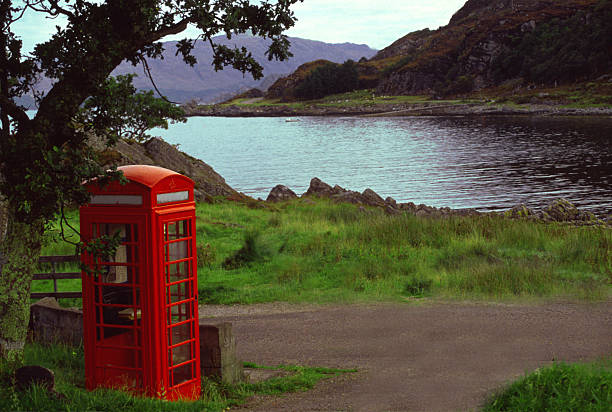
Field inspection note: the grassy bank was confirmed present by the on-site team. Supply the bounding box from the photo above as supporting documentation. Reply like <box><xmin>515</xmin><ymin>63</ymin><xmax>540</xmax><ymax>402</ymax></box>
<box><xmin>38</xmin><ymin>198</ymin><xmax>611</xmax><ymax>305</ymax></box>
<box><xmin>204</xmin><ymin>80</ymin><xmax>612</xmax><ymax>113</ymax></box>
<box><xmin>0</xmin><ymin>343</ymin><xmax>350</xmax><ymax>412</ymax></box>
<box><xmin>483</xmin><ymin>358</ymin><xmax>612</xmax><ymax>411</ymax></box>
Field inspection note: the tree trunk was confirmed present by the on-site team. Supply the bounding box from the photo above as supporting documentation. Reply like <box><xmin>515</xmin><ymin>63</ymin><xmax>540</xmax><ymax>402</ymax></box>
<box><xmin>0</xmin><ymin>201</ymin><xmax>44</xmax><ymax>364</ymax></box>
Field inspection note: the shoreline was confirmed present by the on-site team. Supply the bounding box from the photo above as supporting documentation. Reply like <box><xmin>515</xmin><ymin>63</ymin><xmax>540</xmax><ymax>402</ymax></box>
<box><xmin>184</xmin><ymin>102</ymin><xmax>612</xmax><ymax>118</ymax></box>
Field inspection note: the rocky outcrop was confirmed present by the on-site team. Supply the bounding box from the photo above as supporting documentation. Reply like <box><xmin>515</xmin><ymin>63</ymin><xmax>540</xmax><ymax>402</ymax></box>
<box><xmin>503</xmin><ymin>198</ymin><xmax>601</xmax><ymax>224</ymax></box>
<box><xmin>89</xmin><ymin>135</ymin><xmax>238</xmax><ymax>201</ymax></box>
<box><xmin>268</xmin><ymin>178</ymin><xmax>607</xmax><ymax>225</ymax></box>
<box><xmin>300</xmin><ymin>177</ymin><xmax>480</xmax><ymax>217</ymax></box>
<box><xmin>266</xmin><ymin>185</ymin><xmax>298</xmax><ymax>202</ymax></box>
<box><xmin>371</xmin><ymin>29</ymin><xmax>431</xmax><ymax>61</ymax></box>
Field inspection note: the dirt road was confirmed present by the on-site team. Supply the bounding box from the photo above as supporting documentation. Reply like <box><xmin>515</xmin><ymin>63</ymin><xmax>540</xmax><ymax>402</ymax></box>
<box><xmin>199</xmin><ymin>301</ymin><xmax>612</xmax><ymax>412</ymax></box>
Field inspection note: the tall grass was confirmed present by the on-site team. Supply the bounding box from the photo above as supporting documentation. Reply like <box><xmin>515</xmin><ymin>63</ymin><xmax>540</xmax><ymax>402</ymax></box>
<box><xmin>483</xmin><ymin>359</ymin><xmax>612</xmax><ymax>412</ymax></box>
<box><xmin>38</xmin><ymin>198</ymin><xmax>611</xmax><ymax>305</ymax></box>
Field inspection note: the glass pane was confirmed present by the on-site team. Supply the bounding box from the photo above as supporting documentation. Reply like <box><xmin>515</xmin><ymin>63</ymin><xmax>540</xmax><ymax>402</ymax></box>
<box><xmin>101</xmin><ymin>285</ymin><xmax>137</xmax><ymax>306</ymax></box>
<box><xmin>167</xmin><ymin>281</ymin><xmax>192</xmax><ymax>304</ymax></box>
<box><xmin>165</xmin><ymin>220</ymin><xmax>190</xmax><ymax>239</ymax></box>
<box><xmin>168</xmin><ymin>322</ymin><xmax>192</xmax><ymax>347</ymax></box>
<box><xmin>101</xmin><ymin>263</ymin><xmax>138</xmax><ymax>285</ymax></box>
<box><xmin>98</xmin><ymin>326</ymin><xmax>138</xmax><ymax>343</ymax></box>
<box><xmin>168</xmin><ymin>240</ymin><xmax>188</xmax><ymax>261</ymax></box>
<box><xmin>172</xmin><ymin>362</ymin><xmax>193</xmax><ymax>386</ymax></box>
<box><xmin>157</xmin><ymin>191</ymin><xmax>189</xmax><ymax>204</ymax></box>
<box><xmin>101</xmin><ymin>223</ymin><xmax>130</xmax><ymax>241</ymax></box>
<box><xmin>98</xmin><ymin>286</ymin><xmax>140</xmax><ymax>327</ymax></box>
<box><xmin>170</xmin><ymin>342</ymin><xmax>193</xmax><ymax>366</ymax></box>
<box><xmin>166</xmin><ymin>261</ymin><xmax>190</xmax><ymax>283</ymax></box>
<box><xmin>167</xmin><ymin>302</ymin><xmax>192</xmax><ymax>325</ymax></box>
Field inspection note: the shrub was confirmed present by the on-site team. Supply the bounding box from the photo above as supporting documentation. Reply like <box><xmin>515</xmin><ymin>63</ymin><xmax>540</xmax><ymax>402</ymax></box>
<box><xmin>295</xmin><ymin>60</ymin><xmax>360</xmax><ymax>99</ymax></box>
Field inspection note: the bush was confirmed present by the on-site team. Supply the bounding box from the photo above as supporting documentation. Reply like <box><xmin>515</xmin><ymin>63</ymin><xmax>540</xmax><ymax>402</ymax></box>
<box><xmin>295</xmin><ymin>60</ymin><xmax>360</xmax><ymax>99</ymax></box>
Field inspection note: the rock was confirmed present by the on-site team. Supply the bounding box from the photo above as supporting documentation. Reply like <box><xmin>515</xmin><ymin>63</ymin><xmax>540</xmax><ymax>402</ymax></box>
<box><xmin>244</xmin><ymin>368</ymin><xmax>292</xmax><ymax>383</ymax></box>
<box><xmin>88</xmin><ymin>134</ymin><xmax>239</xmax><ymax>202</ymax></box>
<box><xmin>143</xmin><ymin>138</ymin><xmax>236</xmax><ymax>200</ymax></box>
<box><xmin>361</xmin><ymin>188</ymin><xmax>385</xmax><ymax>207</ymax></box>
<box><xmin>331</xmin><ymin>190</ymin><xmax>364</xmax><ymax>205</ymax></box>
<box><xmin>15</xmin><ymin>365</ymin><xmax>55</xmax><ymax>392</ymax></box>
<box><xmin>505</xmin><ymin>204</ymin><xmax>535</xmax><ymax>219</ymax></box>
<box><xmin>305</xmin><ymin>177</ymin><xmax>335</xmax><ymax>197</ymax></box>
<box><xmin>385</xmin><ymin>205</ymin><xmax>400</xmax><ymax>215</ymax></box>
<box><xmin>266</xmin><ymin>185</ymin><xmax>298</xmax><ymax>202</ymax></box>
<box><xmin>543</xmin><ymin>198</ymin><xmax>580</xmax><ymax>222</ymax></box>
<box><xmin>521</xmin><ymin>20</ymin><xmax>537</xmax><ymax>32</ymax></box>
<box><xmin>399</xmin><ymin>202</ymin><xmax>417</xmax><ymax>213</ymax></box>
<box><xmin>385</xmin><ymin>197</ymin><xmax>398</xmax><ymax>208</ymax></box>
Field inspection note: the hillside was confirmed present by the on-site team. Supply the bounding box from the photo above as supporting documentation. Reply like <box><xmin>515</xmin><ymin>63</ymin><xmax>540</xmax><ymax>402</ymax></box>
<box><xmin>375</xmin><ymin>0</ymin><xmax>611</xmax><ymax>96</ymax></box>
<box><xmin>266</xmin><ymin>0</ymin><xmax>611</xmax><ymax>99</ymax></box>
<box><xmin>112</xmin><ymin>35</ymin><xmax>377</xmax><ymax>103</ymax></box>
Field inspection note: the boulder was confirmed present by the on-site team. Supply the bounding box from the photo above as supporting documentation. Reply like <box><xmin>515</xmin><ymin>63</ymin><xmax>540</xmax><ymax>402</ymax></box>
<box><xmin>385</xmin><ymin>197</ymin><xmax>398</xmax><ymax>208</ymax></box>
<box><xmin>362</xmin><ymin>188</ymin><xmax>385</xmax><ymax>207</ymax></box>
<box><xmin>505</xmin><ymin>204</ymin><xmax>535</xmax><ymax>219</ymax></box>
<box><xmin>15</xmin><ymin>365</ymin><xmax>55</xmax><ymax>392</ymax></box>
<box><xmin>542</xmin><ymin>198</ymin><xmax>580</xmax><ymax>221</ymax></box>
<box><xmin>305</xmin><ymin>177</ymin><xmax>335</xmax><ymax>197</ymax></box>
<box><xmin>331</xmin><ymin>190</ymin><xmax>364</xmax><ymax>205</ymax></box>
<box><xmin>266</xmin><ymin>185</ymin><xmax>298</xmax><ymax>202</ymax></box>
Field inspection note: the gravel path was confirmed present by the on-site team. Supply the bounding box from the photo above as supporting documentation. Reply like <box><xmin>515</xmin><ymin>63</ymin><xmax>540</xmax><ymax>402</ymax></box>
<box><xmin>199</xmin><ymin>300</ymin><xmax>612</xmax><ymax>412</ymax></box>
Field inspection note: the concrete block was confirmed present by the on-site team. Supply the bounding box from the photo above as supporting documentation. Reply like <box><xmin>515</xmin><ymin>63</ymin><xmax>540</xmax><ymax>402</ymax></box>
<box><xmin>199</xmin><ymin>322</ymin><xmax>243</xmax><ymax>384</ymax></box>
<box><xmin>29</xmin><ymin>297</ymin><xmax>83</xmax><ymax>347</ymax></box>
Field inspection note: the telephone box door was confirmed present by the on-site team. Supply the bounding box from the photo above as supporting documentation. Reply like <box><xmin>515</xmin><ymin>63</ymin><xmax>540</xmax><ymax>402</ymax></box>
<box><xmin>82</xmin><ymin>217</ymin><xmax>147</xmax><ymax>391</ymax></box>
<box><xmin>158</xmin><ymin>212</ymin><xmax>200</xmax><ymax>398</ymax></box>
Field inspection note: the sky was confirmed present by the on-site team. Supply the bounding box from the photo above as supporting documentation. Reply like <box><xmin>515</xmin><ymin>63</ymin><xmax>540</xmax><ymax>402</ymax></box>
<box><xmin>13</xmin><ymin>0</ymin><xmax>467</xmax><ymax>53</ymax></box>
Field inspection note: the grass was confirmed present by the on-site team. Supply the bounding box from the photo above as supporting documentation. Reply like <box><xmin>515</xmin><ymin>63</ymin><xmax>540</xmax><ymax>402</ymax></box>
<box><xmin>483</xmin><ymin>358</ymin><xmax>612</xmax><ymax>411</ymax></box>
<box><xmin>213</xmin><ymin>78</ymin><xmax>611</xmax><ymax>112</ymax></box>
<box><xmin>0</xmin><ymin>342</ymin><xmax>352</xmax><ymax>412</ymax></box>
<box><xmin>215</xmin><ymin>89</ymin><xmax>471</xmax><ymax>109</ymax></box>
<box><xmin>38</xmin><ymin>198</ymin><xmax>611</xmax><ymax>306</ymax></box>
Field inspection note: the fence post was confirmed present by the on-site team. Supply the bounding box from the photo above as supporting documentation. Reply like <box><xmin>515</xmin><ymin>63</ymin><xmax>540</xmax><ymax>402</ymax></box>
<box><xmin>52</xmin><ymin>260</ymin><xmax>58</xmax><ymax>294</ymax></box>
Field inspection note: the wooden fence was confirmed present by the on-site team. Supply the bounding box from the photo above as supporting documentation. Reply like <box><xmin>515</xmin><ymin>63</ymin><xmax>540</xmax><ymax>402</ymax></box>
<box><xmin>33</xmin><ymin>255</ymin><xmax>82</xmax><ymax>299</ymax></box>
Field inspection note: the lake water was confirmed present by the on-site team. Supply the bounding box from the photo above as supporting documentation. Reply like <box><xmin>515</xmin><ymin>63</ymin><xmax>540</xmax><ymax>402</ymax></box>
<box><xmin>153</xmin><ymin>115</ymin><xmax>612</xmax><ymax>214</ymax></box>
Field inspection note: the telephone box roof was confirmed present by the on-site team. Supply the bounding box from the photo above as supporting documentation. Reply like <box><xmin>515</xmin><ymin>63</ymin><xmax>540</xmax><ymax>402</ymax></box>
<box><xmin>118</xmin><ymin>165</ymin><xmax>193</xmax><ymax>189</ymax></box>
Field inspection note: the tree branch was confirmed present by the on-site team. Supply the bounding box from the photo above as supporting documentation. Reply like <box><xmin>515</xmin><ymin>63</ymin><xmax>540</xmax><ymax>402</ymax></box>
<box><xmin>0</xmin><ymin>95</ymin><xmax>30</xmax><ymax>128</ymax></box>
<box><xmin>146</xmin><ymin>18</ymin><xmax>191</xmax><ymax>43</ymax></box>
<box><xmin>139</xmin><ymin>57</ymin><xmax>176</xmax><ymax>104</ymax></box>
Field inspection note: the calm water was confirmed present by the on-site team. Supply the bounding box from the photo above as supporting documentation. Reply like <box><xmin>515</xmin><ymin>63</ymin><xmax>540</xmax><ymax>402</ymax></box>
<box><xmin>155</xmin><ymin>116</ymin><xmax>612</xmax><ymax>213</ymax></box>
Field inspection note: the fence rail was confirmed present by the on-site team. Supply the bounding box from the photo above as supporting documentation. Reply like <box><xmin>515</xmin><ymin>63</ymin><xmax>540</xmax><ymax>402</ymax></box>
<box><xmin>33</xmin><ymin>255</ymin><xmax>81</xmax><ymax>299</ymax></box>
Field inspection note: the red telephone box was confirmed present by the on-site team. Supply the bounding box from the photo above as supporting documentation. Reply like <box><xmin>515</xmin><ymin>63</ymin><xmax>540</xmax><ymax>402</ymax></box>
<box><xmin>80</xmin><ymin>165</ymin><xmax>200</xmax><ymax>400</ymax></box>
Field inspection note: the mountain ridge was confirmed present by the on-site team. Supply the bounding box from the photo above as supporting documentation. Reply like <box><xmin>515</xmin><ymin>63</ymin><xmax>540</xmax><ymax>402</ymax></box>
<box><xmin>112</xmin><ymin>35</ymin><xmax>377</xmax><ymax>103</ymax></box>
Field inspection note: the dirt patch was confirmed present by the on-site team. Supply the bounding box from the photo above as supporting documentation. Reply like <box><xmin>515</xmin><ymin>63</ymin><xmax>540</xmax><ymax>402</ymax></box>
<box><xmin>200</xmin><ymin>300</ymin><xmax>612</xmax><ymax>412</ymax></box>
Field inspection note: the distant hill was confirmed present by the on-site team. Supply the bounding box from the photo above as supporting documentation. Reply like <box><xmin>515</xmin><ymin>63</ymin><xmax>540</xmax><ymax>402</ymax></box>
<box><xmin>269</xmin><ymin>0</ymin><xmax>611</xmax><ymax>99</ymax></box>
<box><xmin>112</xmin><ymin>35</ymin><xmax>377</xmax><ymax>103</ymax></box>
